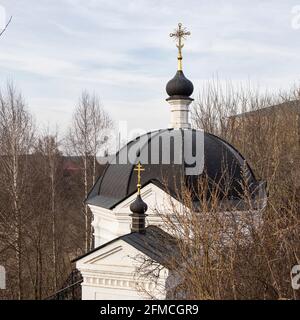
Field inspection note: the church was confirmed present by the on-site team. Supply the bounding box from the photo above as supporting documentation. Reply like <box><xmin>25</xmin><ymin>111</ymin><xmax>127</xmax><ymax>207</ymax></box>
<box><xmin>73</xmin><ymin>23</ymin><xmax>266</xmax><ymax>300</ymax></box>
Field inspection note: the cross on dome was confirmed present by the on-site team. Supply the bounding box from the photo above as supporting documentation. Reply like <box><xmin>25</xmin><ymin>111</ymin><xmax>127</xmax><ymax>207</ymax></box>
<box><xmin>170</xmin><ymin>23</ymin><xmax>191</xmax><ymax>71</ymax></box>
<box><xmin>134</xmin><ymin>161</ymin><xmax>145</xmax><ymax>195</ymax></box>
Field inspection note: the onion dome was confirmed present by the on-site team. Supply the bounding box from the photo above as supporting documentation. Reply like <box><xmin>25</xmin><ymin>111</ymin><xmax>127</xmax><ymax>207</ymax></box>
<box><xmin>129</xmin><ymin>162</ymin><xmax>148</xmax><ymax>234</ymax></box>
<box><xmin>130</xmin><ymin>194</ymin><xmax>148</xmax><ymax>214</ymax></box>
<box><xmin>166</xmin><ymin>70</ymin><xmax>194</xmax><ymax>100</ymax></box>
<box><xmin>166</xmin><ymin>23</ymin><xmax>194</xmax><ymax>101</ymax></box>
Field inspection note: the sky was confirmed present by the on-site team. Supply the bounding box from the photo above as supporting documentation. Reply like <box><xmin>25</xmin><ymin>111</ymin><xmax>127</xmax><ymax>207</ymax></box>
<box><xmin>0</xmin><ymin>0</ymin><xmax>300</xmax><ymax>134</ymax></box>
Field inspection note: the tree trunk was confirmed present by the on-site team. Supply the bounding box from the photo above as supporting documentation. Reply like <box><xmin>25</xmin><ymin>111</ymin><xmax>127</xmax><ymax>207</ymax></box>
<box><xmin>84</xmin><ymin>154</ymin><xmax>89</xmax><ymax>253</ymax></box>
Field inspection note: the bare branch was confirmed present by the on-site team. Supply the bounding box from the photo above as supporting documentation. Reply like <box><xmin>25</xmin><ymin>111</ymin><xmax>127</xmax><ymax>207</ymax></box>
<box><xmin>0</xmin><ymin>16</ymin><xmax>12</xmax><ymax>38</ymax></box>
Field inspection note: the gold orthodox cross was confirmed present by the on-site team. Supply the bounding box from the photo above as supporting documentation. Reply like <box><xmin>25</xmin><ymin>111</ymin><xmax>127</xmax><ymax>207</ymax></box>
<box><xmin>134</xmin><ymin>161</ymin><xmax>145</xmax><ymax>194</ymax></box>
<box><xmin>170</xmin><ymin>23</ymin><xmax>191</xmax><ymax>71</ymax></box>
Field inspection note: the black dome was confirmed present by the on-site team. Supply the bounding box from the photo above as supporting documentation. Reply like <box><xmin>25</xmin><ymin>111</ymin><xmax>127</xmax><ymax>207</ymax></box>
<box><xmin>87</xmin><ymin>129</ymin><xmax>266</xmax><ymax>210</ymax></box>
<box><xmin>166</xmin><ymin>70</ymin><xmax>194</xmax><ymax>100</ymax></box>
<box><xmin>130</xmin><ymin>194</ymin><xmax>148</xmax><ymax>214</ymax></box>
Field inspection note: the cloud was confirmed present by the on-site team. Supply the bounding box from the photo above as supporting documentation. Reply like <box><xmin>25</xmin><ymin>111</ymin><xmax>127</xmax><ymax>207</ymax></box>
<box><xmin>0</xmin><ymin>0</ymin><xmax>299</xmax><ymax>133</ymax></box>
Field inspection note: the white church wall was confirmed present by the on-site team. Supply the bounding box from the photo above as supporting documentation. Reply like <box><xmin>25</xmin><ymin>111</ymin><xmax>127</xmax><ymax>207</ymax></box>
<box><xmin>90</xmin><ymin>183</ymin><xmax>183</xmax><ymax>247</ymax></box>
<box><xmin>76</xmin><ymin>239</ymin><xmax>168</xmax><ymax>300</ymax></box>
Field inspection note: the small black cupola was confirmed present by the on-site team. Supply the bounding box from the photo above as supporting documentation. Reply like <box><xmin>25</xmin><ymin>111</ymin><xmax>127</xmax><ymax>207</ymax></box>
<box><xmin>130</xmin><ymin>162</ymin><xmax>148</xmax><ymax>234</ymax></box>
<box><xmin>166</xmin><ymin>70</ymin><xmax>194</xmax><ymax>101</ymax></box>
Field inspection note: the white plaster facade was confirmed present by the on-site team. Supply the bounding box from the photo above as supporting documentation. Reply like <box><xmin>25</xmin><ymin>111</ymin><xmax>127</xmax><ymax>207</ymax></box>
<box><xmin>76</xmin><ymin>183</ymin><xmax>180</xmax><ymax>300</ymax></box>
<box><xmin>90</xmin><ymin>183</ymin><xmax>181</xmax><ymax>247</ymax></box>
<box><xmin>76</xmin><ymin>235</ymin><xmax>168</xmax><ymax>300</ymax></box>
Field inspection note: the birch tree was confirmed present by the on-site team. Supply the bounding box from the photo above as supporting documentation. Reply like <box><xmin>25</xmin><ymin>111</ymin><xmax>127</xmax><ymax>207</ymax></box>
<box><xmin>35</xmin><ymin>132</ymin><xmax>61</xmax><ymax>292</ymax></box>
<box><xmin>67</xmin><ymin>91</ymin><xmax>112</xmax><ymax>252</ymax></box>
<box><xmin>0</xmin><ymin>82</ymin><xmax>34</xmax><ymax>299</ymax></box>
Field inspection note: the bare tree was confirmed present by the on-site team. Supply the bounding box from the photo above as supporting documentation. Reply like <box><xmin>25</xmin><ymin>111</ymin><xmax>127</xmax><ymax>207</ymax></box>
<box><xmin>137</xmin><ymin>171</ymin><xmax>299</xmax><ymax>300</ymax></box>
<box><xmin>0</xmin><ymin>85</ymin><xmax>107</xmax><ymax>299</ymax></box>
<box><xmin>137</xmin><ymin>81</ymin><xmax>300</xmax><ymax>300</ymax></box>
<box><xmin>0</xmin><ymin>82</ymin><xmax>35</xmax><ymax>299</ymax></box>
<box><xmin>67</xmin><ymin>91</ymin><xmax>112</xmax><ymax>252</ymax></box>
<box><xmin>35</xmin><ymin>131</ymin><xmax>61</xmax><ymax>292</ymax></box>
<box><xmin>90</xmin><ymin>95</ymin><xmax>113</xmax><ymax>185</ymax></box>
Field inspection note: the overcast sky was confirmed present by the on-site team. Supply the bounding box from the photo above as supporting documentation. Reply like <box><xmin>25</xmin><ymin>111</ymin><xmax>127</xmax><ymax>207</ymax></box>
<box><xmin>0</xmin><ymin>0</ymin><xmax>300</xmax><ymax>133</ymax></box>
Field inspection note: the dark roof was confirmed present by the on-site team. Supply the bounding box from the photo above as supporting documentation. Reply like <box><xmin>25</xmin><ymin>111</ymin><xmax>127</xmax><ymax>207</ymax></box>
<box><xmin>86</xmin><ymin>128</ymin><xmax>264</xmax><ymax>209</ymax></box>
<box><xmin>230</xmin><ymin>100</ymin><xmax>300</xmax><ymax>119</ymax></box>
<box><xmin>166</xmin><ymin>70</ymin><xmax>194</xmax><ymax>100</ymax></box>
<box><xmin>63</xmin><ymin>160</ymin><xmax>81</xmax><ymax>171</ymax></box>
<box><xmin>73</xmin><ymin>226</ymin><xmax>179</xmax><ymax>269</ymax></box>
